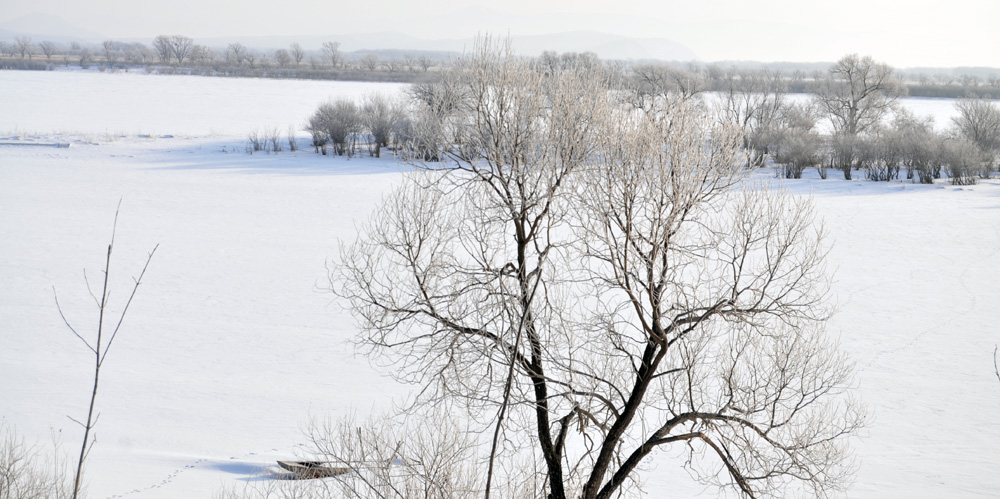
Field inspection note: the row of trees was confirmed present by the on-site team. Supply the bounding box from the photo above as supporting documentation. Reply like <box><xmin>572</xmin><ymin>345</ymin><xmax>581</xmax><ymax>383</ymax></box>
<box><xmin>630</xmin><ymin>54</ymin><xmax>998</xmax><ymax>183</ymax></box>
<box><xmin>728</xmin><ymin>55</ymin><xmax>999</xmax><ymax>184</ymax></box>
<box><xmin>302</xmin><ymin>52</ymin><xmax>999</xmax><ymax>186</ymax></box>
<box><xmin>0</xmin><ymin>36</ymin><xmax>441</xmax><ymax>77</ymax></box>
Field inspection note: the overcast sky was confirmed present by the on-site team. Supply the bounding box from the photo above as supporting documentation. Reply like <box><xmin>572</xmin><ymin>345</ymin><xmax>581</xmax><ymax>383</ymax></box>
<box><xmin>2</xmin><ymin>0</ymin><xmax>998</xmax><ymax>68</ymax></box>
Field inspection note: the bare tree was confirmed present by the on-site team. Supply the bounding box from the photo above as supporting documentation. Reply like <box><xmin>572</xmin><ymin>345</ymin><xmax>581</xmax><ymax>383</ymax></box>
<box><xmin>102</xmin><ymin>40</ymin><xmax>121</xmax><ymax>68</ymax></box>
<box><xmin>189</xmin><ymin>44</ymin><xmax>215</xmax><ymax>64</ymax></box>
<box><xmin>360</xmin><ymin>53</ymin><xmax>380</xmax><ymax>72</ymax></box>
<box><xmin>306</xmin><ymin>110</ymin><xmax>330</xmax><ymax>154</ymax></box>
<box><xmin>940</xmin><ymin>137</ymin><xmax>981</xmax><ymax>185</ymax></box>
<box><xmin>124</xmin><ymin>42</ymin><xmax>153</xmax><ymax>65</ymax></box>
<box><xmin>558</xmin><ymin>51</ymin><xmax>600</xmax><ymax>72</ymax></box>
<box><xmin>152</xmin><ymin>35</ymin><xmax>172</xmax><ymax>63</ymax></box>
<box><xmin>860</xmin><ymin>126</ymin><xmax>903</xmax><ymax>181</ymax></box>
<box><xmin>815</xmin><ymin>54</ymin><xmax>904</xmax><ymax>135</ymax></box>
<box><xmin>361</xmin><ymin>93</ymin><xmax>404</xmax><ymax>157</ymax></box>
<box><xmin>53</xmin><ymin>209</ymin><xmax>157</xmax><ymax>499</ymax></box>
<box><xmin>951</xmin><ymin>98</ymin><xmax>1000</xmax><ymax>177</ymax></box>
<box><xmin>891</xmin><ymin>109</ymin><xmax>941</xmax><ymax>183</ymax></box>
<box><xmin>289</xmin><ymin>43</ymin><xmax>304</xmax><ymax>66</ymax></box>
<box><xmin>78</xmin><ymin>48</ymin><xmax>93</xmax><ymax>69</ymax></box>
<box><xmin>15</xmin><ymin>36</ymin><xmax>33</xmax><ymax>59</ymax></box>
<box><xmin>381</xmin><ymin>57</ymin><xmax>402</xmax><ymax>73</ymax></box>
<box><xmin>417</xmin><ymin>55</ymin><xmax>433</xmax><ymax>72</ymax></box>
<box><xmin>537</xmin><ymin>50</ymin><xmax>560</xmax><ymax>74</ymax></box>
<box><xmin>243</xmin><ymin>51</ymin><xmax>258</xmax><ymax>70</ymax></box>
<box><xmin>334</xmin><ymin>38</ymin><xmax>864</xmax><ymax>499</ymax></box>
<box><xmin>814</xmin><ymin>54</ymin><xmax>905</xmax><ymax>178</ymax></box>
<box><xmin>322</xmin><ymin>41</ymin><xmax>341</xmax><ymax>68</ymax></box>
<box><xmin>274</xmin><ymin>48</ymin><xmax>292</xmax><ymax>68</ymax></box>
<box><xmin>310</xmin><ymin>98</ymin><xmax>362</xmax><ymax>157</ymax></box>
<box><xmin>287</xmin><ymin>125</ymin><xmax>298</xmax><ymax>152</ymax></box>
<box><xmin>38</xmin><ymin>40</ymin><xmax>56</xmax><ymax>60</ymax></box>
<box><xmin>777</xmin><ymin>102</ymin><xmax>828</xmax><ymax>178</ymax></box>
<box><xmin>259</xmin><ymin>52</ymin><xmax>273</xmax><ymax>70</ymax></box>
<box><xmin>402</xmin><ymin>53</ymin><xmax>417</xmax><ymax>72</ymax></box>
<box><xmin>627</xmin><ymin>63</ymin><xmax>704</xmax><ymax>112</ymax></box>
<box><xmin>226</xmin><ymin>43</ymin><xmax>247</xmax><ymax>67</ymax></box>
<box><xmin>169</xmin><ymin>35</ymin><xmax>193</xmax><ymax>65</ymax></box>
<box><xmin>718</xmin><ymin>69</ymin><xmax>787</xmax><ymax>168</ymax></box>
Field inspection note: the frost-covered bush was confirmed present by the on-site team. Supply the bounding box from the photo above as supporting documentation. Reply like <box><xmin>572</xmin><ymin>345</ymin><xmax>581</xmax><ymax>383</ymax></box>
<box><xmin>0</xmin><ymin>423</ymin><xmax>70</xmax><ymax>499</ymax></box>
<box><xmin>308</xmin><ymin>98</ymin><xmax>362</xmax><ymax>157</ymax></box>
<box><xmin>940</xmin><ymin>138</ymin><xmax>981</xmax><ymax>185</ymax></box>
<box><xmin>860</xmin><ymin>129</ymin><xmax>904</xmax><ymax>182</ymax></box>
<box><xmin>773</xmin><ymin>129</ymin><xmax>823</xmax><ymax>179</ymax></box>
<box><xmin>952</xmin><ymin>98</ymin><xmax>1000</xmax><ymax>178</ymax></box>
<box><xmin>828</xmin><ymin>132</ymin><xmax>862</xmax><ymax>180</ymax></box>
<box><xmin>361</xmin><ymin>93</ymin><xmax>404</xmax><ymax>158</ymax></box>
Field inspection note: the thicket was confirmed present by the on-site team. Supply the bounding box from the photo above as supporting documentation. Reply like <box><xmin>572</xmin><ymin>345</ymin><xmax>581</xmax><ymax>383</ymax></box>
<box><xmin>297</xmin><ymin>53</ymin><xmax>999</xmax><ymax>185</ymax></box>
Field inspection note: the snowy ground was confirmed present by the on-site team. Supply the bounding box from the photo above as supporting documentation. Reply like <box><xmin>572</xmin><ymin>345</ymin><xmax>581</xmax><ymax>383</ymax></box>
<box><xmin>1</xmin><ymin>70</ymin><xmax>999</xmax><ymax>498</ymax></box>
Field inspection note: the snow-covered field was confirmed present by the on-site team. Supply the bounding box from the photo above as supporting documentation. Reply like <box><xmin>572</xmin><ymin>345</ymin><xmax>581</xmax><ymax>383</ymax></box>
<box><xmin>1</xmin><ymin>70</ymin><xmax>999</xmax><ymax>498</ymax></box>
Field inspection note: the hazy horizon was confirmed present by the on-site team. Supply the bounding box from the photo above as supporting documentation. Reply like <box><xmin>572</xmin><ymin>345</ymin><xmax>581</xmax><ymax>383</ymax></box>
<box><xmin>1</xmin><ymin>0</ymin><xmax>998</xmax><ymax>68</ymax></box>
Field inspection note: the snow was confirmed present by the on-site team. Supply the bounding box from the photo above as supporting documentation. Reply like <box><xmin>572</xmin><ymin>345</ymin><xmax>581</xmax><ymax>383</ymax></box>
<box><xmin>0</xmin><ymin>70</ymin><xmax>409</xmax><ymax>137</ymax></box>
<box><xmin>2</xmin><ymin>70</ymin><xmax>999</xmax><ymax>498</ymax></box>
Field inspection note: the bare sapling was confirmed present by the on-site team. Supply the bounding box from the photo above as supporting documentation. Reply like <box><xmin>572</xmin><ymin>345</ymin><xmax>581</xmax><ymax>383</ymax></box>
<box><xmin>287</xmin><ymin>125</ymin><xmax>298</xmax><ymax>152</ymax></box>
<box><xmin>267</xmin><ymin>125</ymin><xmax>282</xmax><ymax>153</ymax></box>
<box><xmin>247</xmin><ymin>129</ymin><xmax>263</xmax><ymax>153</ymax></box>
<box><xmin>53</xmin><ymin>206</ymin><xmax>157</xmax><ymax>499</ymax></box>
<box><xmin>994</xmin><ymin>346</ymin><xmax>999</xmax><ymax>384</ymax></box>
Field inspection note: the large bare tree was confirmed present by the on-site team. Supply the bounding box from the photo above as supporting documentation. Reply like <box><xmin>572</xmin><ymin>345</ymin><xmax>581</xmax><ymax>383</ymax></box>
<box><xmin>322</xmin><ymin>41</ymin><xmax>341</xmax><ymax>68</ymax></box>
<box><xmin>38</xmin><ymin>40</ymin><xmax>56</xmax><ymax>60</ymax></box>
<box><xmin>814</xmin><ymin>54</ymin><xmax>904</xmax><ymax>178</ymax></box>
<box><xmin>225</xmin><ymin>43</ymin><xmax>247</xmax><ymax>67</ymax></box>
<box><xmin>152</xmin><ymin>35</ymin><xmax>172</xmax><ymax>63</ymax></box>
<box><xmin>334</xmin><ymin>39</ymin><xmax>864</xmax><ymax>499</ymax></box>
<box><xmin>169</xmin><ymin>35</ymin><xmax>193</xmax><ymax>65</ymax></box>
<box><xmin>289</xmin><ymin>42</ymin><xmax>304</xmax><ymax>66</ymax></box>
<box><xmin>14</xmin><ymin>36</ymin><xmax>32</xmax><ymax>59</ymax></box>
<box><xmin>102</xmin><ymin>40</ymin><xmax>122</xmax><ymax>67</ymax></box>
<box><xmin>952</xmin><ymin>98</ymin><xmax>1000</xmax><ymax>177</ymax></box>
<box><xmin>274</xmin><ymin>48</ymin><xmax>292</xmax><ymax>68</ymax></box>
<box><xmin>815</xmin><ymin>54</ymin><xmax>904</xmax><ymax>136</ymax></box>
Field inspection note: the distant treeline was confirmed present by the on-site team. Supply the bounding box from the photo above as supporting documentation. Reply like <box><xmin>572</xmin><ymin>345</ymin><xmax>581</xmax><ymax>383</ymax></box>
<box><xmin>0</xmin><ymin>35</ymin><xmax>449</xmax><ymax>84</ymax></box>
<box><xmin>1</xmin><ymin>35</ymin><xmax>998</xmax><ymax>99</ymax></box>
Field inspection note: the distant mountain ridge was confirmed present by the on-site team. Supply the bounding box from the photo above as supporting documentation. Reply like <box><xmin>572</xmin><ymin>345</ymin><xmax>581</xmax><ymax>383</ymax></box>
<box><xmin>185</xmin><ymin>31</ymin><xmax>699</xmax><ymax>62</ymax></box>
<box><xmin>0</xmin><ymin>12</ymin><xmax>106</xmax><ymax>43</ymax></box>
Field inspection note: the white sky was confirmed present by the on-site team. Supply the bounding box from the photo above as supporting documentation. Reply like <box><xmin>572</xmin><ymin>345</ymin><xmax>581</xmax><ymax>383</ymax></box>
<box><xmin>2</xmin><ymin>0</ymin><xmax>998</xmax><ymax>68</ymax></box>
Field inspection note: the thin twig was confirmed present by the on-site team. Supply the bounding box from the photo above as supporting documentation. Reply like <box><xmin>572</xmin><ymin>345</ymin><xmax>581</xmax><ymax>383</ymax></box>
<box><xmin>53</xmin><ymin>289</ymin><xmax>96</xmax><ymax>354</ymax></box>
<box><xmin>102</xmin><ymin>244</ymin><xmax>158</xmax><ymax>365</ymax></box>
<box><xmin>994</xmin><ymin>346</ymin><xmax>999</xmax><ymax>384</ymax></box>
